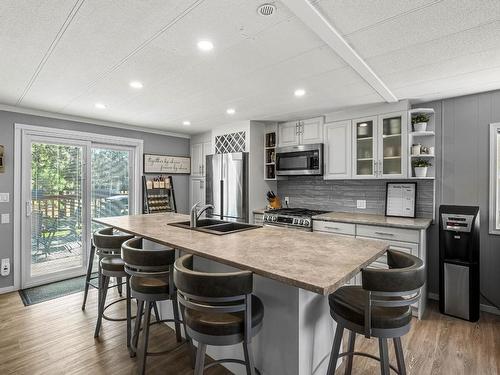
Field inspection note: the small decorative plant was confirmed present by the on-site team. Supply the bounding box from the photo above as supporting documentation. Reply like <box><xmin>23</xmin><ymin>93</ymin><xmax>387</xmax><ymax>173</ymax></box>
<box><xmin>412</xmin><ymin>159</ymin><xmax>432</xmax><ymax>168</ymax></box>
<box><xmin>412</xmin><ymin>114</ymin><xmax>430</xmax><ymax>125</ymax></box>
<box><xmin>413</xmin><ymin>158</ymin><xmax>432</xmax><ymax>177</ymax></box>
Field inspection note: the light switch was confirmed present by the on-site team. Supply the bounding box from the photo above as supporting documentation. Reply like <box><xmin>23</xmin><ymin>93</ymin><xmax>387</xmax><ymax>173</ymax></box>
<box><xmin>356</xmin><ymin>200</ymin><xmax>366</xmax><ymax>209</ymax></box>
<box><xmin>0</xmin><ymin>193</ymin><xmax>9</xmax><ymax>203</ymax></box>
<box><xmin>1</xmin><ymin>213</ymin><xmax>9</xmax><ymax>224</ymax></box>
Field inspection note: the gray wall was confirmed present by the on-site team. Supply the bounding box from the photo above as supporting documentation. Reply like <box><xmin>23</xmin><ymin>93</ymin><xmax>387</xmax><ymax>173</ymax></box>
<box><xmin>278</xmin><ymin>178</ymin><xmax>434</xmax><ymax>218</ymax></box>
<box><xmin>421</xmin><ymin>90</ymin><xmax>500</xmax><ymax>308</ymax></box>
<box><xmin>0</xmin><ymin>110</ymin><xmax>190</xmax><ymax>289</ymax></box>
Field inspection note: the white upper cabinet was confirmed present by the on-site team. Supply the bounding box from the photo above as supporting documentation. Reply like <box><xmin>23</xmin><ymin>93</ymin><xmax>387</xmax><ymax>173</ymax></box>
<box><xmin>191</xmin><ymin>143</ymin><xmax>203</xmax><ymax>177</ymax></box>
<box><xmin>190</xmin><ymin>178</ymin><xmax>205</xmax><ymax>207</ymax></box>
<box><xmin>300</xmin><ymin>117</ymin><xmax>324</xmax><ymax>144</ymax></box>
<box><xmin>277</xmin><ymin>121</ymin><xmax>299</xmax><ymax>147</ymax></box>
<box><xmin>278</xmin><ymin>117</ymin><xmax>324</xmax><ymax>147</ymax></box>
<box><xmin>191</xmin><ymin>141</ymin><xmax>212</xmax><ymax>177</ymax></box>
<box><xmin>352</xmin><ymin>116</ymin><xmax>378</xmax><ymax>179</ymax></box>
<box><xmin>324</xmin><ymin>120</ymin><xmax>351</xmax><ymax>180</ymax></box>
<box><xmin>378</xmin><ymin>111</ymin><xmax>407</xmax><ymax>179</ymax></box>
<box><xmin>351</xmin><ymin>111</ymin><xmax>407</xmax><ymax>179</ymax></box>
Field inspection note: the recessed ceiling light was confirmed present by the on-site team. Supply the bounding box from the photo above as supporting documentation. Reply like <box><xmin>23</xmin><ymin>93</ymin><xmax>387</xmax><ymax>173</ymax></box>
<box><xmin>95</xmin><ymin>103</ymin><xmax>106</xmax><ymax>109</ymax></box>
<box><xmin>197</xmin><ymin>40</ymin><xmax>214</xmax><ymax>51</ymax></box>
<box><xmin>183</xmin><ymin>120</ymin><xmax>191</xmax><ymax>126</ymax></box>
<box><xmin>359</xmin><ymin>123</ymin><xmax>367</xmax><ymax>127</ymax></box>
<box><xmin>226</xmin><ymin>108</ymin><xmax>235</xmax><ymax>115</ymax></box>
<box><xmin>294</xmin><ymin>89</ymin><xmax>306</xmax><ymax>97</ymax></box>
<box><xmin>129</xmin><ymin>81</ymin><xmax>143</xmax><ymax>89</ymax></box>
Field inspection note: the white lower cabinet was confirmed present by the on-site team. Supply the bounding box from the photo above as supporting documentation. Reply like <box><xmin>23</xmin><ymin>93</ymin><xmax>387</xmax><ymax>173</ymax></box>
<box><xmin>313</xmin><ymin>221</ymin><xmax>427</xmax><ymax>319</ymax></box>
<box><xmin>254</xmin><ymin>213</ymin><xmax>264</xmax><ymax>225</ymax></box>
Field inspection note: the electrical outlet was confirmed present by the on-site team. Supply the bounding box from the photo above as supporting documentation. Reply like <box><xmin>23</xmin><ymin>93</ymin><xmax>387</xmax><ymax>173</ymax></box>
<box><xmin>1</xmin><ymin>258</ymin><xmax>10</xmax><ymax>277</ymax></box>
<box><xmin>356</xmin><ymin>200</ymin><xmax>366</xmax><ymax>209</ymax></box>
<box><xmin>0</xmin><ymin>193</ymin><xmax>9</xmax><ymax>202</ymax></box>
<box><xmin>1</xmin><ymin>213</ymin><xmax>9</xmax><ymax>224</ymax></box>
<box><xmin>284</xmin><ymin>196</ymin><xmax>290</xmax><ymax>206</ymax></box>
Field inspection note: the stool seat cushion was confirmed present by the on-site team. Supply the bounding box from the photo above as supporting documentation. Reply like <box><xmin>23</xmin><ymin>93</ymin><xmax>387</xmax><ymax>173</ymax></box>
<box><xmin>329</xmin><ymin>286</ymin><xmax>412</xmax><ymax>330</ymax></box>
<box><xmin>185</xmin><ymin>295</ymin><xmax>264</xmax><ymax>337</ymax></box>
<box><xmin>100</xmin><ymin>257</ymin><xmax>125</xmax><ymax>272</ymax></box>
<box><xmin>130</xmin><ymin>276</ymin><xmax>169</xmax><ymax>295</ymax></box>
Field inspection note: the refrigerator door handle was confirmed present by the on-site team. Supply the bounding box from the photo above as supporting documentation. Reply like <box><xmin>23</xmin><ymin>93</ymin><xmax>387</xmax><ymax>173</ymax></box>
<box><xmin>220</xmin><ymin>179</ymin><xmax>224</xmax><ymax>220</ymax></box>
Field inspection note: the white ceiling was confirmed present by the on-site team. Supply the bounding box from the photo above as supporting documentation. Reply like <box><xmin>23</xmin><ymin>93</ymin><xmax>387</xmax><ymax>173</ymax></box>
<box><xmin>1</xmin><ymin>0</ymin><xmax>500</xmax><ymax>135</ymax></box>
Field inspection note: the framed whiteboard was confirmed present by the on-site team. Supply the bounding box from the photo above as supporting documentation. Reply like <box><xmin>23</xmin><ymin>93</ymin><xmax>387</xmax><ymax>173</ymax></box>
<box><xmin>143</xmin><ymin>154</ymin><xmax>191</xmax><ymax>174</ymax></box>
<box><xmin>385</xmin><ymin>182</ymin><xmax>417</xmax><ymax>218</ymax></box>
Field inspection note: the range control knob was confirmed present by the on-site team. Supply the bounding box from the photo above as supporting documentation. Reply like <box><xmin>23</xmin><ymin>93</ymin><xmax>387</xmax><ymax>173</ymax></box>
<box><xmin>298</xmin><ymin>219</ymin><xmax>303</xmax><ymax>225</ymax></box>
<box><xmin>303</xmin><ymin>219</ymin><xmax>310</xmax><ymax>226</ymax></box>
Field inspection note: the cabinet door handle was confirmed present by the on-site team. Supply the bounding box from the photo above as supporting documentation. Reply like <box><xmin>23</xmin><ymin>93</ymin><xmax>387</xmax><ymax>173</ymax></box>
<box><xmin>373</xmin><ymin>160</ymin><xmax>377</xmax><ymax>176</ymax></box>
<box><xmin>374</xmin><ymin>231</ymin><xmax>395</xmax><ymax>236</ymax></box>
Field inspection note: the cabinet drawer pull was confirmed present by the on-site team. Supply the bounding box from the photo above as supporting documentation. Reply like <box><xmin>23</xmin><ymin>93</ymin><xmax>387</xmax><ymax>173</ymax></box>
<box><xmin>374</xmin><ymin>231</ymin><xmax>394</xmax><ymax>236</ymax></box>
<box><xmin>325</xmin><ymin>226</ymin><xmax>340</xmax><ymax>230</ymax></box>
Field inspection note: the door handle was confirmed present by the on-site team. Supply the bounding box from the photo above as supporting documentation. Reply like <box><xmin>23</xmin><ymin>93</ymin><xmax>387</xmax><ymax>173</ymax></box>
<box><xmin>374</xmin><ymin>232</ymin><xmax>395</xmax><ymax>236</ymax></box>
<box><xmin>26</xmin><ymin>201</ymin><xmax>32</xmax><ymax>217</ymax></box>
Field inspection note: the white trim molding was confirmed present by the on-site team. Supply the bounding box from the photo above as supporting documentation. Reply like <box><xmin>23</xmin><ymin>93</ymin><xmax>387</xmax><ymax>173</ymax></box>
<box><xmin>489</xmin><ymin>122</ymin><xmax>500</xmax><ymax>234</ymax></box>
<box><xmin>0</xmin><ymin>103</ymin><xmax>190</xmax><ymax>139</ymax></box>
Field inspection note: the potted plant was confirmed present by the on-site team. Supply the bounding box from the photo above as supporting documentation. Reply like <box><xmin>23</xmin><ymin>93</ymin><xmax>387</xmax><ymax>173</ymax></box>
<box><xmin>412</xmin><ymin>158</ymin><xmax>432</xmax><ymax>177</ymax></box>
<box><xmin>412</xmin><ymin>114</ymin><xmax>430</xmax><ymax>132</ymax></box>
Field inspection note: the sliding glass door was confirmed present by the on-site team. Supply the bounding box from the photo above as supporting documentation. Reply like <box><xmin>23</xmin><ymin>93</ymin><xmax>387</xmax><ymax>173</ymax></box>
<box><xmin>23</xmin><ymin>136</ymin><xmax>90</xmax><ymax>287</ymax></box>
<box><xmin>21</xmin><ymin>135</ymin><xmax>138</xmax><ymax>288</ymax></box>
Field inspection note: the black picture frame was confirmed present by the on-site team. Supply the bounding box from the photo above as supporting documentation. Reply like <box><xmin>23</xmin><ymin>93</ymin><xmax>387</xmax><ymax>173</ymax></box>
<box><xmin>385</xmin><ymin>182</ymin><xmax>417</xmax><ymax>218</ymax></box>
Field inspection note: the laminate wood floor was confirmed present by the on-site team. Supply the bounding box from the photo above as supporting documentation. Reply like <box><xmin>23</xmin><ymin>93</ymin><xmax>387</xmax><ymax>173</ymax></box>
<box><xmin>0</xmin><ymin>288</ymin><xmax>498</xmax><ymax>375</ymax></box>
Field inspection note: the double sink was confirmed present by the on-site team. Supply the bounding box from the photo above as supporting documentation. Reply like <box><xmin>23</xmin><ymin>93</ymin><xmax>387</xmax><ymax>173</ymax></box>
<box><xmin>169</xmin><ymin>219</ymin><xmax>259</xmax><ymax>235</ymax></box>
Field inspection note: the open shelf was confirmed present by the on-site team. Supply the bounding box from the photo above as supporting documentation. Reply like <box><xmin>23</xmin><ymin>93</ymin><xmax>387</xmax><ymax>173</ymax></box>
<box><xmin>411</xmin><ymin>154</ymin><xmax>434</xmax><ymax>158</ymax></box>
<box><xmin>409</xmin><ymin>131</ymin><xmax>435</xmax><ymax>137</ymax></box>
<box><xmin>383</xmin><ymin>156</ymin><xmax>401</xmax><ymax>160</ymax></box>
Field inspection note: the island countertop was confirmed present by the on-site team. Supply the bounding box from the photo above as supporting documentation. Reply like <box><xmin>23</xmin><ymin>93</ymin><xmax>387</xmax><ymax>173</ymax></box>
<box><xmin>93</xmin><ymin>213</ymin><xmax>388</xmax><ymax>295</ymax></box>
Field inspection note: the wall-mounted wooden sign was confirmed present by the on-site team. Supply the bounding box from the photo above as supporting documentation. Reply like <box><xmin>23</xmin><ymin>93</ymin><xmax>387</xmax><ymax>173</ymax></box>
<box><xmin>143</xmin><ymin>154</ymin><xmax>191</xmax><ymax>174</ymax></box>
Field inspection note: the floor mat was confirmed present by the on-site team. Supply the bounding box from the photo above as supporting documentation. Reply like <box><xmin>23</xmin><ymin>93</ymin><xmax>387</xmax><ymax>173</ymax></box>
<box><xmin>18</xmin><ymin>274</ymin><xmax>96</xmax><ymax>306</ymax></box>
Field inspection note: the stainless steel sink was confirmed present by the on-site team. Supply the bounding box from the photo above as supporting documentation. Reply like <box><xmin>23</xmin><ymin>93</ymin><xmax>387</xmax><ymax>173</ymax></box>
<box><xmin>168</xmin><ymin>219</ymin><xmax>260</xmax><ymax>235</ymax></box>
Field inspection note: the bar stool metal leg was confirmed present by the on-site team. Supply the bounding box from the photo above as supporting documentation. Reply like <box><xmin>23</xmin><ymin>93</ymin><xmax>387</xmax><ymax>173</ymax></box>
<box><xmin>171</xmin><ymin>298</ymin><xmax>182</xmax><ymax>343</ymax></box>
<box><xmin>378</xmin><ymin>338</ymin><xmax>390</xmax><ymax>375</ymax></box>
<box><xmin>327</xmin><ymin>324</ymin><xmax>344</xmax><ymax>375</ymax></box>
<box><xmin>393</xmin><ymin>337</ymin><xmax>407</xmax><ymax>375</ymax></box>
<box><xmin>345</xmin><ymin>331</ymin><xmax>356</xmax><ymax>375</ymax></box>
<box><xmin>81</xmin><ymin>244</ymin><xmax>96</xmax><ymax>310</ymax></box>
<box><xmin>126</xmin><ymin>276</ymin><xmax>132</xmax><ymax>351</ymax></box>
<box><xmin>153</xmin><ymin>302</ymin><xmax>160</xmax><ymax>322</ymax></box>
<box><xmin>116</xmin><ymin>277</ymin><xmax>123</xmax><ymax>296</ymax></box>
<box><xmin>131</xmin><ymin>300</ymin><xmax>144</xmax><ymax>358</ymax></box>
<box><xmin>139</xmin><ymin>302</ymin><xmax>152</xmax><ymax>375</ymax></box>
<box><xmin>243</xmin><ymin>341</ymin><xmax>256</xmax><ymax>375</ymax></box>
<box><xmin>194</xmin><ymin>343</ymin><xmax>207</xmax><ymax>375</ymax></box>
<box><xmin>94</xmin><ymin>275</ymin><xmax>110</xmax><ymax>338</ymax></box>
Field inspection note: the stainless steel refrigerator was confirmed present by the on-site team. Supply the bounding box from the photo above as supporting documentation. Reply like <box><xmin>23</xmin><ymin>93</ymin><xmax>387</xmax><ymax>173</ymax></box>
<box><xmin>205</xmin><ymin>152</ymin><xmax>248</xmax><ymax>223</ymax></box>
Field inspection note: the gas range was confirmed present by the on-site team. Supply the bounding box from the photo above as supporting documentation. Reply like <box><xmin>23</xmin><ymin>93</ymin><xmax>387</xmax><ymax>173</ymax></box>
<box><xmin>263</xmin><ymin>208</ymin><xmax>330</xmax><ymax>231</ymax></box>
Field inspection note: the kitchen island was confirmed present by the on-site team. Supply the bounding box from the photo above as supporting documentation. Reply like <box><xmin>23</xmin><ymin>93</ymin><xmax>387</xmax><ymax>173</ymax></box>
<box><xmin>94</xmin><ymin>212</ymin><xmax>389</xmax><ymax>375</ymax></box>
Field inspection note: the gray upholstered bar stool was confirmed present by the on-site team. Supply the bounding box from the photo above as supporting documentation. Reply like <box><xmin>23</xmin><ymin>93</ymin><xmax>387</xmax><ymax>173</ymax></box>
<box><xmin>122</xmin><ymin>237</ymin><xmax>184</xmax><ymax>375</ymax></box>
<box><xmin>92</xmin><ymin>227</ymin><xmax>134</xmax><ymax>342</ymax></box>
<box><xmin>327</xmin><ymin>250</ymin><xmax>425</xmax><ymax>375</ymax></box>
<box><xmin>174</xmin><ymin>254</ymin><xmax>264</xmax><ymax>375</ymax></box>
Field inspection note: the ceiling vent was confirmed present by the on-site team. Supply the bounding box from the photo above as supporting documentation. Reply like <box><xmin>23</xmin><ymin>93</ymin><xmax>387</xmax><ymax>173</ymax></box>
<box><xmin>257</xmin><ymin>3</ymin><xmax>276</xmax><ymax>16</ymax></box>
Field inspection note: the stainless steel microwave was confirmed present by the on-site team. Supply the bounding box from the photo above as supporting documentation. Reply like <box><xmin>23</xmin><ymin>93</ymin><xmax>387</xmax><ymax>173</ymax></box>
<box><xmin>276</xmin><ymin>143</ymin><xmax>323</xmax><ymax>176</ymax></box>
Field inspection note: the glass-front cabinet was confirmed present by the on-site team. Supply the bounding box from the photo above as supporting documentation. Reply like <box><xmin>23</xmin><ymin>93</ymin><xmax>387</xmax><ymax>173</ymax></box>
<box><xmin>352</xmin><ymin>112</ymin><xmax>407</xmax><ymax>179</ymax></box>
<box><xmin>353</xmin><ymin>116</ymin><xmax>377</xmax><ymax>178</ymax></box>
<box><xmin>378</xmin><ymin>111</ymin><xmax>407</xmax><ymax>178</ymax></box>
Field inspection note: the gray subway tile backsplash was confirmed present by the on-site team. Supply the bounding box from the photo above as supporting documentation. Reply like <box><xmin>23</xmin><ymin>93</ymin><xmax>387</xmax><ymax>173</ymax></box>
<box><xmin>277</xmin><ymin>177</ymin><xmax>434</xmax><ymax>218</ymax></box>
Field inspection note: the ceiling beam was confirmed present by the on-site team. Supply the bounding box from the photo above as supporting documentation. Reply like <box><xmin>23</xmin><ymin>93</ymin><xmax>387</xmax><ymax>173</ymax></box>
<box><xmin>283</xmin><ymin>0</ymin><xmax>398</xmax><ymax>103</ymax></box>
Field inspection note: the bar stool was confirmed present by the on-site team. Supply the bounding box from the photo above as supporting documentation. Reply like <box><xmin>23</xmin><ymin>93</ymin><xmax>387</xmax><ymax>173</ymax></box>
<box><xmin>122</xmin><ymin>237</ymin><xmax>185</xmax><ymax>375</ymax></box>
<box><xmin>92</xmin><ymin>227</ymin><xmax>134</xmax><ymax>344</ymax></box>
<box><xmin>174</xmin><ymin>254</ymin><xmax>264</xmax><ymax>375</ymax></box>
<box><xmin>327</xmin><ymin>249</ymin><xmax>425</xmax><ymax>375</ymax></box>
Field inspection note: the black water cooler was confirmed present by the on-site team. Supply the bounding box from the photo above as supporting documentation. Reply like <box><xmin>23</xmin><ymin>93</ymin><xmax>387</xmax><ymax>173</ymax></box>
<box><xmin>439</xmin><ymin>205</ymin><xmax>480</xmax><ymax>322</ymax></box>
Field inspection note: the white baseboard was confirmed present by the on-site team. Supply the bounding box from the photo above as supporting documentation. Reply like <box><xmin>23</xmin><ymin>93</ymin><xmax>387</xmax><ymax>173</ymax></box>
<box><xmin>0</xmin><ymin>285</ymin><xmax>17</xmax><ymax>295</ymax></box>
<box><xmin>427</xmin><ymin>292</ymin><xmax>500</xmax><ymax>316</ymax></box>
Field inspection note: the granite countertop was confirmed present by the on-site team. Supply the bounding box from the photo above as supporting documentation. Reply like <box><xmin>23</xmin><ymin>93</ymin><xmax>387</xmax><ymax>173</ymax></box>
<box><xmin>312</xmin><ymin>212</ymin><xmax>432</xmax><ymax>229</ymax></box>
<box><xmin>94</xmin><ymin>213</ymin><xmax>388</xmax><ymax>295</ymax></box>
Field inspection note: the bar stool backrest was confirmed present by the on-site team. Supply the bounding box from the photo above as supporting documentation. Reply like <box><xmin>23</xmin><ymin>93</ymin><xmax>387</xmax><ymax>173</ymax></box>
<box><xmin>360</xmin><ymin>249</ymin><xmax>425</xmax><ymax>337</ymax></box>
<box><xmin>121</xmin><ymin>237</ymin><xmax>176</xmax><ymax>294</ymax></box>
<box><xmin>174</xmin><ymin>254</ymin><xmax>254</xmax><ymax>338</ymax></box>
<box><xmin>93</xmin><ymin>227</ymin><xmax>134</xmax><ymax>257</ymax></box>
